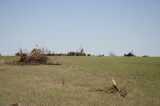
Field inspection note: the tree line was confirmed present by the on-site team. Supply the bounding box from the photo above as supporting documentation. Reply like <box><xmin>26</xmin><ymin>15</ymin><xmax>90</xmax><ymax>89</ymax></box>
<box><xmin>15</xmin><ymin>48</ymin><xmax>91</xmax><ymax>56</ymax></box>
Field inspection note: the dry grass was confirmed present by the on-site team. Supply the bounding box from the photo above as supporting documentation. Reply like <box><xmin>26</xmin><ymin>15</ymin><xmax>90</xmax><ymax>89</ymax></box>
<box><xmin>0</xmin><ymin>56</ymin><xmax>160</xmax><ymax>106</ymax></box>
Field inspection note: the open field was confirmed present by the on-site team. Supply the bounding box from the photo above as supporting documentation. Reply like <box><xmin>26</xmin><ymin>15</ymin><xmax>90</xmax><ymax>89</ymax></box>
<box><xmin>0</xmin><ymin>56</ymin><xmax>160</xmax><ymax>106</ymax></box>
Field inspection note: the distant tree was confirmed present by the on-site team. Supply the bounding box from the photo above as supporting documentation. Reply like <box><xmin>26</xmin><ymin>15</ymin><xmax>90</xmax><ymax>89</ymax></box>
<box><xmin>67</xmin><ymin>52</ymin><xmax>76</xmax><ymax>56</ymax></box>
<box><xmin>142</xmin><ymin>55</ymin><xmax>148</xmax><ymax>57</ymax></box>
<box><xmin>109</xmin><ymin>52</ymin><xmax>116</xmax><ymax>56</ymax></box>
<box><xmin>80</xmin><ymin>48</ymin><xmax>84</xmax><ymax>53</ymax></box>
<box><xmin>67</xmin><ymin>48</ymin><xmax>86</xmax><ymax>56</ymax></box>
<box><xmin>67</xmin><ymin>51</ymin><xmax>86</xmax><ymax>56</ymax></box>
<box><xmin>124</xmin><ymin>51</ymin><xmax>136</xmax><ymax>57</ymax></box>
<box><xmin>98</xmin><ymin>54</ymin><xmax>104</xmax><ymax>57</ymax></box>
<box><xmin>52</xmin><ymin>52</ymin><xmax>56</xmax><ymax>56</ymax></box>
<box><xmin>0</xmin><ymin>54</ymin><xmax>1</xmax><ymax>56</ymax></box>
<box><xmin>15</xmin><ymin>52</ymin><xmax>21</xmax><ymax>56</ymax></box>
<box><xmin>46</xmin><ymin>50</ymin><xmax>52</xmax><ymax>56</ymax></box>
<box><xmin>87</xmin><ymin>54</ymin><xmax>91</xmax><ymax>56</ymax></box>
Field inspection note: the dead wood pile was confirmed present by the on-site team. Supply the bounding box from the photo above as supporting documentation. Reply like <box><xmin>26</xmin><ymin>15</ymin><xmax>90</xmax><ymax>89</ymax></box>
<box><xmin>6</xmin><ymin>48</ymin><xmax>62</xmax><ymax>65</ymax></box>
<box><xmin>18</xmin><ymin>49</ymin><xmax>48</xmax><ymax>65</ymax></box>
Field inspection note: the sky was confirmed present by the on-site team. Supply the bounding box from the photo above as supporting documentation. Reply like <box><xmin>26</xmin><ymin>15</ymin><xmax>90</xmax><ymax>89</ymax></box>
<box><xmin>0</xmin><ymin>0</ymin><xmax>160</xmax><ymax>56</ymax></box>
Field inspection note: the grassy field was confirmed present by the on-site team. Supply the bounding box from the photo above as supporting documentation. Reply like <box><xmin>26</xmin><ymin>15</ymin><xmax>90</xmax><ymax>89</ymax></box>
<box><xmin>0</xmin><ymin>56</ymin><xmax>160</xmax><ymax>106</ymax></box>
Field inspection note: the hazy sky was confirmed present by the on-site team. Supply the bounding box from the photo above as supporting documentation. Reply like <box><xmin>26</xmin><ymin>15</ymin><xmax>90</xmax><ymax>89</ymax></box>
<box><xmin>0</xmin><ymin>0</ymin><xmax>160</xmax><ymax>56</ymax></box>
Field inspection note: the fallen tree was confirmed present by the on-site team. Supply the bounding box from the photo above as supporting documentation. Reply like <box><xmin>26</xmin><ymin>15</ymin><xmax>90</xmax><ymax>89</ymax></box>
<box><xmin>18</xmin><ymin>48</ymin><xmax>48</xmax><ymax>65</ymax></box>
<box><xmin>6</xmin><ymin>48</ymin><xmax>62</xmax><ymax>65</ymax></box>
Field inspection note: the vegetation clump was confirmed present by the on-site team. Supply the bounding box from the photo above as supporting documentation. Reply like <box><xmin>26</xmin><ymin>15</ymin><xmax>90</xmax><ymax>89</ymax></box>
<box><xmin>67</xmin><ymin>48</ymin><xmax>86</xmax><ymax>56</ymax></box>
<box><xmin>124</xmin><ymin>51</ymin><xmax>136</xmax><ymax>57</ymax></box>
<box><xmin>142</xmin><ymin>55</ymin><xmax>148</xmax><ymax>57</ymax></box>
